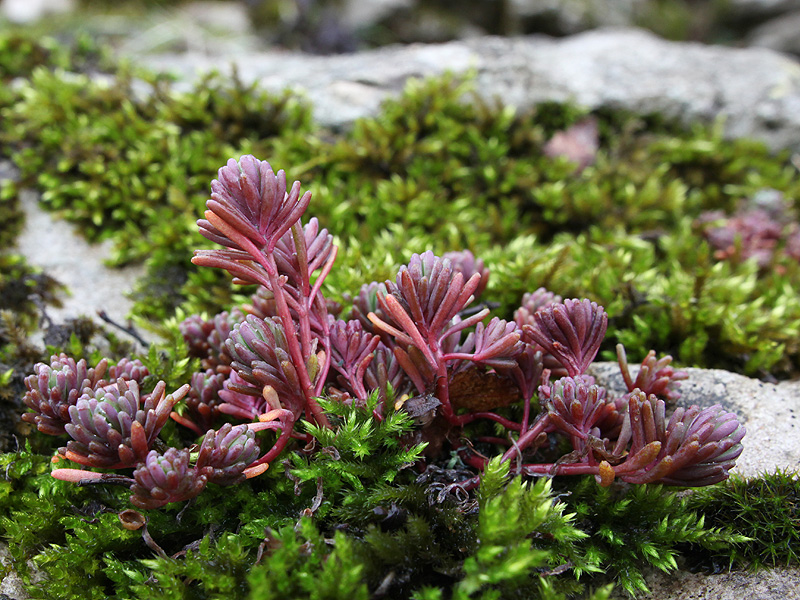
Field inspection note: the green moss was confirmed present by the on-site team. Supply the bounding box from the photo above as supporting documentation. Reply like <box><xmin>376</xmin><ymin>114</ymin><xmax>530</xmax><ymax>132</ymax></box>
<box><xmin>685</xmin><ymin>470</ymin><xmax>800</xmax><ymax>569</ymax></box>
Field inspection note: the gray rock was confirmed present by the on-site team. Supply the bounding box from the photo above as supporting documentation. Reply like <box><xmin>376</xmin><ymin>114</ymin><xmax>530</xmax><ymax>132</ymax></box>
<box><xmin>747</xmin><ymin>10</ymin><xmax>800</xmax><ymax>56</ymax></box>
<box><xmin>135</xmin><ymin>28</ymin><xmax>800</xmax><ymax>151</ymax></box>
<box><xmin>13</xmin><ymin>188</ymin><xmax>155</xmax><ymax>346</ymax></box>
<box><xmin>614</xmin><ymin>564</ymin><xmax>800</xmax><ymax>600</ymax></box>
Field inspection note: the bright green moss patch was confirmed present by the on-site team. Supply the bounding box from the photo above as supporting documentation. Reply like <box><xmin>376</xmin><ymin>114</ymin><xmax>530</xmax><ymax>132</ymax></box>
<box><xmin>686</xmin><ymin>470</ymin><xmax>800</xmax><ymax>569</ymax></box>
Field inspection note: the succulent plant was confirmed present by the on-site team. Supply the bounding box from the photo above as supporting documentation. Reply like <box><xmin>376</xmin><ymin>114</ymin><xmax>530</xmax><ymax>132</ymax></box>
<box><xmin>130</xmin><ymin>448</ymin><xmax>208</xmax><ymax>510</ymax></box>
<box><xmin>25</xmin><ymin>155</ymin><xmax>748</xmax><ymax>513</ymax></box>
<box><xmin>60</xmin><ymin>379</ymin><xmax>189</xmax><ymax>469</ymax></box>
<box><xmin>522</xmin><ymin>299</ymin><xmax>607</xmax><ymax>377</ymax></box>
<box><xmin>22</xmin><ymin>354</ymin><xmax>108</xmax><ymax>436</ymax></box>
<box><xmin>605</xmin><ymin>391</ymin><xmax>745</xmax><ymax>487</ymax></box>
<box><xmin>616</xmin><ymin>344</ymin><xmax>688</xmax><ymax>403</ymax></box>
<box><xmin>196</xmin><ymin>423</ymin><xmax>262</xmax><ymax>485</ymax></box>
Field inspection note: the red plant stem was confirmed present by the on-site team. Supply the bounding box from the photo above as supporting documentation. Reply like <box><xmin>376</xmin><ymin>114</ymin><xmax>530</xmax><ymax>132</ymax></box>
<box><xmin>499</xmin><ymin>414</ymin><xmax>551</xmax><ymax>463</ymax></box>
<box><xmin>519</xmin><ymin>462</ymin><xmax>601</xmax><ymax>477</ymax></box>
<box><xmin>451</xmin><ymin>411</ymin><xmax>522</xmax><ymax>431</ymax></box>
<box><xmin>251</xmin><ymin>243</ymin><xmax>330</xmax><ymax>428</ymax></box>
<box><xmin>248</xmin><ymin>414</ymin><xmax>297</xmax><ymax>468</ymax></box>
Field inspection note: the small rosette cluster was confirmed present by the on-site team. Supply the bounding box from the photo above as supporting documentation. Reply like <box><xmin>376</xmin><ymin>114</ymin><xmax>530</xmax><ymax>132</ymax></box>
<box><xmin>61</xmin><ymin>379</ymin><xmax>189</xmax><ymax>468</ymax></box>
<box><xmin>543</xmin><ymin>376</ymin><xmax>619</xmax><ymax>450</ymax></box>
<box><xmin>130</xmin><ymin>424</ymin><xmax>262</xmax><ymax>509</ymax></box>
<box><xmin>223</xmin><ymin>314</ymin><xmax>322</xmax><ymax>419</ymax></box>
<box><xmin>601</xmin><ymin>391</ymin><xmax>745</xmax><ymax>487</ymax></box>
<box><xmin>22</xmin><ymin>354</ymin><xmax>109</xmax><ymax>435</ymax></box>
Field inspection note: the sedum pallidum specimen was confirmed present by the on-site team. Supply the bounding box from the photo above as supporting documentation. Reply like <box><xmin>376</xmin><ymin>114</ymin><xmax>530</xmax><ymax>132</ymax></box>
<box><xmin>22</xmin><ymin>155</ymin><xmax>745</xmax><ymax>510</ymax></box>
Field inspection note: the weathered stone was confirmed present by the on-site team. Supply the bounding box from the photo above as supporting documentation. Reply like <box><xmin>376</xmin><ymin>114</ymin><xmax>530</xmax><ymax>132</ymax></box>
<box><xmin>613</xmin><ymin>564</ymin><xmax>800</xmax><ymax>600</ymax></box>
<box><xmin>747</xmin><ymin>10</ymin><xmax>800</xmax><ymax>56</ymax></box>
<box><xmin>14</xmin><ymin>189</ymin><xmax>154</xmax><ymax>345</ymax></box>
<box><xmin>135</xmin><ymin>28</ymin><xmax>800</xmax><ymax>152</ymax></box>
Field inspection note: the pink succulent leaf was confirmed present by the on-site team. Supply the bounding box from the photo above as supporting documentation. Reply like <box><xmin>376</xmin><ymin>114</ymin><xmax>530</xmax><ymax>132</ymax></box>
<box><xmin>224</xmin><ymin>315</ymin><xmax>310</xmax><ymax>418</ymax></box>
<box><xmin>198</xmin><ymin>155</ymin><xmax>311</xmax><ymax>254</ymax></box>
<box><xmin>514</xmin><ymin>288</ymin><xmax>564</xmax><ymax>329</ymax></box>
<box><xmin>130</xmin><ymin>448</ymin><xmax>208</xmax><ymax>510</ymax></box>
<box><xmin>61</xmin><ymin>379</ymin><xmax>188</xmax><ymax>469</ymax></box>
<box><xmin>495</xmin><ymin>342</ymin><xmax>544</xmax><ymax>403</ymax></box>
<box><xmin>445</xmin><ymin>318</ymin><xmax>523</xmax><ymax>369</ymax></box>
<box><xmin>442</xmin><ymin>250</ymin><xmax>490</xmax><ymax>299</ymax></box>
<box><xmin>363</xmin><ymin>343</ymin><xmax>414</xmax><ymax>403</ymax></box>
<box><xmin>218</xmin><ymin>371</ymin><xmax>268</xmax><ymax>421</ymax></box>
<box><xmin>523</xmin><ymin>299</ymin><xmax>607</xmax><ymax>377</ymax></box>
<box><xmin>196</xmin><ymin>423</ymin><xmax>262</xmax><ymax>486</ymax></box>
<box><xmin>617</xmin><ymin>344</ymin><xmax>688</xmax><ymax>402</ymax></box>
<box><xmin>328</xmin><ymin>318</ymin><xmax>381</xmax><ymax>400</ymax></box>
<box><xmin>107</xmin><ymin>358</ymin><xmax>149</xmax><ymax>386</ymax></box>
<box><xmin>542</xmin><ymin>376</ymin><xmax>614</xmax><ymax>445</ymax></box>
<box><xmin>22</xmin><ymin>354</ymin><xmax>109</xmax><ymax>436</ymax></box>
<box><xmin>174</xmin><ymin>369</ymin><xmax>226</xmax><ymax>435</ymax></box>
<box><xmin>180</xmin><ymin>310</ymin><xmax>241</xmax><ymax>373</ymax></box>
<box><xmin>612</xmin><ymin>391</ymin><xmax>745</xmax><ymax>487</ymax></box>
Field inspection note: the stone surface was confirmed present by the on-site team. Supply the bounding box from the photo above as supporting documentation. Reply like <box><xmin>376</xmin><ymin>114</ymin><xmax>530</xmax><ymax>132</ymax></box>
<box><xmin>614</xmin><ymin>564</ymin><xmax>800</xmax><ymax>600</ymax></box>
<box><xmin>135</xmin><ymin>28</ymin><xmax>800</xmax><ymax>152</ymax></box>
<box><xmin>13</xmin><ymin>188</ymin><xmax>154</xmax><ymax>345</ymax></box>
<box><xmin>747</xmin><ymin>10</ymin><xmax>800</xmax><ymax>56</ymax></box>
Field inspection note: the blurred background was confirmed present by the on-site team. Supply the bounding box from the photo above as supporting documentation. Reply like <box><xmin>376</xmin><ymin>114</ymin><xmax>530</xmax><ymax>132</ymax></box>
<box><xmin>1</xmin><ymin>0</ymin><xmax>799</xmax><ymax>58</ymax></box>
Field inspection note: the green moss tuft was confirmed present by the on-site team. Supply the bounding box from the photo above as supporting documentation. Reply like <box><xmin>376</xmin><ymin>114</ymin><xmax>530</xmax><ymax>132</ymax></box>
<box><xmin>686</xmin><ymin>470</ymin><xmax>800</xmax><ymax>570</ymax></box>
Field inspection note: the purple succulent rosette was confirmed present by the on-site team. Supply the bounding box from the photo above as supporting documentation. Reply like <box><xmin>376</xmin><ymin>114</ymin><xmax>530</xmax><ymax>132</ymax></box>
<box><xmin>605</xmin><ymin>391</ymin><xmax>745</xmax><ymax>486</ymax></box>
<box><xmin>523</xmin><ymin>299</ymin><xmax>607</xmax><ymax>377</ymax></box>
<box><xmin>225</xmin><ymin>314</ymin><xmax>318</xmax><ymax>419</ymax></box>
<box><xmin>196</xmin><ymin>423</ymin><xmax>262</xmax><ymax>485</ymax></box>
<box><xmin>616</xmin><ymin>344</ymin><xmax>689</xmax><ymax>403</ymax></box>
<box><xmin>130</xmin><ymin>448</ymin><xmax>208</xmax><ymax>510</ymax></box>
<box><xmin>22</xmin><ymin>354</ymin><xmax>109</xmax><ymax>436</ymax></box>
<box><xmin>543</xmin><ymin>376</ymin><xmax>618</xmax><ymax>450</ymax></box>
<box><xmin>60</xmin><ymin>379</ymin><xmax>189</xmax><ymax>468</ymax></box>
<box><xmin>442</xmin><ymin>249</ymin><xmax>490</xmax><ymax>299</ymax></box>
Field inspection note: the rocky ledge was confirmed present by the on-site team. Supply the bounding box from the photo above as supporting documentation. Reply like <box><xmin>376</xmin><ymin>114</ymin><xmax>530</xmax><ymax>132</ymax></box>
<box><xmin>139</xmin><ymin>28</ymin><xmax>800</xmax><ymax>152</ymax></box>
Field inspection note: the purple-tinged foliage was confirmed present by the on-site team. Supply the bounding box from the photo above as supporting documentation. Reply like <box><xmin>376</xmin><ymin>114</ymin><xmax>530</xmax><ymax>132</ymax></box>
<box><xmin>523</xmin><ymin>299</ymin><xmax>607</xmax><ymax>377</ymax></box>
<box><xmin>224</xmin><ymin>314</ymin><xmax>319</xmax><ymax>419</ymax></box>
<box><xmin>130</xmin><ymin>448</ymin><xmax>208</xmax><ymax>510</ymax></box>
<box><xmin>217</xmin><ymin>371</ymin><xmax>271</xmax><ymax>421</ymax></box>
<box><xmin>107</xmin><ymin>358</ymin><xmax>149</xmax><ymax>386</ymax></box>
<box><xmin>697</xmin><ymin>190</ymin><xmax>800</xmax><ymax>270</ymax></box>
<box><xmin>446</xmin><ymin>317</ymin><xmax>523</xmax><ymax>370</ymax></box>
<box><xmin>180</xmin><ymin>311</ymin><xmax>239</xmax><ymax>373</ymax></box>
<box><xmin>606</xmin><ymin>391</ymin><xmax>745</xmax><ymax>487</ymax></box>
<box><xmin>329</xmin><ymin>318</ymin><xmax>380</xmax><ymax>401</ymax></box>
<box><xmin>543</xmin><ymin>376</ymin><xmax>617</xmax><ymax>449</ymax></box>
<box><xmin>27</xmin><ymin>155</ymin><xmax>748</xmax><ymax>511</ymax></box>
<box><xmin>442</xmin><ymin>250</ymin><xmax>490</xmax><ymax>299</ymax></box>
<box><xmin>617</xmin><ymin>344</ymin><xmax>688</xmax><ymax>402</ymax></box>
<box><xmin>22</xmin><ymin>354</ymin><xmax>108</xmax><ymax>436</ymax></box>
<box><xmin>61</xmin><ymin>379</ymin><xmax>189</xmax><ymax>469</ymax></box>
<box><xmin>171</xmin><ymin>369</ymin><xmax>226</xmax><ymax>435</ymax></box>
<box><xmin>196</xmin><ymin>423</ymin><xmax>262</xmax><ymax>485</ymax></box>
<box><xmin>514</xmin><ymin>288</ymin><xmax>563</xmax><ymax>328</ymax></box>
<box><xmin>197</xmin><ymin>156</ymin><xmax>311</xmax><ymax>257</ymax></box>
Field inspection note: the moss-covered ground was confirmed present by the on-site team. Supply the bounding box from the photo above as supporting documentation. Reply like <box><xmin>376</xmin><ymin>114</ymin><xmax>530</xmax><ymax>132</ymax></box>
<box><xmin>1</xmin><ymin>29</ymin><xmax>800</xmax><ymax>599</ymax></box>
